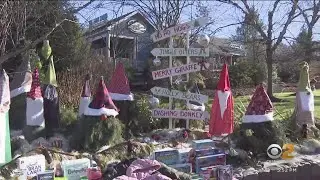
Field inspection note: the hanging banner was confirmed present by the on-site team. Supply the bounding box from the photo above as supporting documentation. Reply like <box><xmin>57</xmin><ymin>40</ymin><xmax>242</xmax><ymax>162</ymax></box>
<box><xmin>152</xmin><ymin>62</ymin><xmax>210</xmax><ymax>80</ymax></box>
<box><xmin>151</xmin><ymin>48</ymin><xmax>209</xmax><ymax>57</ymax></box>
<box><xmin>151</xmin><ymin>17</ymin><xmax>209</xmax><ymax>42</ymax></box>
<box><xmin>151</xmin><ymin>86</ymin><xmax>208</xmax><ymax>103</ymax></box>
<box><xmin>152</xmin><ymin>109</ymin><xmax>209</xmax><ymax>120</ymax></box>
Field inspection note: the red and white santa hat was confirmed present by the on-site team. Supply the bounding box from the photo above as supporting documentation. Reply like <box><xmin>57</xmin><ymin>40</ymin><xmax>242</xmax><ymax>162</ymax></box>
<box><xmin>27</xmin><ymin>68</ymin><xmax>42</xmax><ymax>100</ymax></box>
<box><xmin>108</xmin><ymin>63</ymin><xmax>134</xmax><ymax>101</ymax></box>
<box><xmin>216</xmin><ymin>64</ymin><xmax>232</xmax><ymax>118</ymax></box>
<box><xmin>242</xmin><ymin>84</ymin><xmax>274</xmax><ymax>123</ymax></box>
<box><xmin>84</xmin><ymin>76</ymin><xmax>119</xmax><ymax>117</ymax></box>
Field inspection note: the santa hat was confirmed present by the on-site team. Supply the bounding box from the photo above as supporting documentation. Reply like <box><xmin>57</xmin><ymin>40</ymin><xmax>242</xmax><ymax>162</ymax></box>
<box><xmin>79</xmin><ymin>74</ymin><xmax>91</xmax><ymax>117</ymax></box>
<box><xmin>242</xmin><ymin>84</ymin><xmax>273</xmax><ymax>123</ymax></box>
<box><xmin>84</xmin><ymin>76</ymin><xmax>119</xmax><ymax>117</ymax></box>
<box><xmin>217</xmin><ymin>64</ymin><xmax>232</xmax><ymax>117</ymax></box>
<box><xmin>26</xmin><ymin>68</ymin><xmax>45</xmax><ymax>127</ymax></box>
<box><xmin>27</xmin><ymin>68</ymin><xmax>42</xmax><ymax>99</ymax></box>
<box><xmin>10</xmin><ymin>58</ymin><xmax>32</xmax><ymax>98</ymax></box>
<box><xmin>108</xmin><ymin>63</ymin><xmax>134</xmax><ymax>101</ymax></box>
<box><xmin>187</xmin><ymin>83</ymin><xmax>205</xmax><ymax>111</ymax></box>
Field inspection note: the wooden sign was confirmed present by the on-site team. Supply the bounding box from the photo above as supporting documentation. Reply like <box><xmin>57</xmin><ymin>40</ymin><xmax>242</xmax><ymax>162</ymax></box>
<box><xmin>152</xmin><ymin>109</ymin><xmax>209</xmax><ymax>120</ymax></box>
<box><xmin>151</xmin><ymin>86</ymin><xmax>208</xmax><ymax>103</ymax></box>
<box><xmin>152</xmin><ymin>62</ymin><xmax>210</xmax><ymax>80</ymax></box>
<box><xmin>151</xmin><ymin>17</ymin><xmax>209</xmax><ymax>42</ymax></box>
<box><xmin>151</xmin><ymin>48</ymin><xmax>209</xmax><ymax>57</ymax></box>
<box><xmin>17</xmin><ymin>155</ymin><xmax>46</xmax><ymax>179</ymax></box>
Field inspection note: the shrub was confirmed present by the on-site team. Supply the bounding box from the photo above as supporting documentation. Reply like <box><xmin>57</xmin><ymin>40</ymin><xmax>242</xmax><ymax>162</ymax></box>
<box><xmin>278</xmin><ymin>62</ymin><xmax>300</xmax><ymax>83</ymax></box>
<box><xmin>60</xmin><ymin>105</ymin><xmax>78</xmax><ymax>128</ymax></box>
<box><xmin>71</xmin><ymin>116</ymin><xmax>124</xmax><ymax>151</ymax></box>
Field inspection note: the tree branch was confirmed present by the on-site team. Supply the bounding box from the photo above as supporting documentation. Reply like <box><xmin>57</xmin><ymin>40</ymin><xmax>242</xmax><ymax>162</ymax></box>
<box><xmin>0</xmin><ymin>19</ymin><xmax>75</xmax><ymax>64</ymax></box>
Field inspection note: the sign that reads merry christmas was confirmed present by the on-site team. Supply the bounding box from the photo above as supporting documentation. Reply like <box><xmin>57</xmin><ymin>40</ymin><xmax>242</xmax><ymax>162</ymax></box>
<box><xmin>152</xmin><ymin>62</ymin><xmax>210</xmax><ymax>80</ymax></box>
<box><xmin>151</xmin><ymin>17</ymin><xmax>209</xmax><ymax>42</ymax></box>
<box><xmin>152</xmin><ymin>109</ymin><xmax>209</xmax><ymax>120</ymax></box>
<box><xmin>151</xmin><ymin>48</ymin><xmax>209</xmax><ymax>57</ymax></box>
<box><xmin>151</xmin><ymin>86</ymin><xmax>208</xmax><ymax>103</ymax></box>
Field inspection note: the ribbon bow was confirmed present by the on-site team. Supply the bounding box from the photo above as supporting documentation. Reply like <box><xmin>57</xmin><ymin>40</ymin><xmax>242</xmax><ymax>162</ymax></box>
<box><xmin>198</xmin><ymin>59</ymin><xmax>208</xmax><ymax>71</ymax></box>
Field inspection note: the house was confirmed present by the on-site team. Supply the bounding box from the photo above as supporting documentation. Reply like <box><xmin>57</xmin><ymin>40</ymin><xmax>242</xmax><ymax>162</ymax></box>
<box><xmin>85</xmin><ymin>11</ymin><xmax>156</xmax><ymax>72</ymax></box>
<box><xmin>208</xmin><ymin>38</ymin><xmax>246</xmax><ymax>69</ymax></box>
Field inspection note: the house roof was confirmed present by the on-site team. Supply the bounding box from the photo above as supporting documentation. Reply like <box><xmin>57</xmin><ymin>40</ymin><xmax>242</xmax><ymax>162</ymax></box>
<box><xmin>85</xmin><ymin>11</ymin><xmax>155</xmax><ymax>36</ymax></box>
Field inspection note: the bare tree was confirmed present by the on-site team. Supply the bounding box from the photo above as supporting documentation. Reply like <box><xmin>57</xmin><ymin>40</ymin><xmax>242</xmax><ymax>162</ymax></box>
<box><xmin>220</xmin><ymin>0</ymin><xmax>300</xmax><ymax>100</ymax></box>
<box><xmin>0</xmin><ymin>1</ymin><xmax>95</xmax><ymax>65</ymax></box>
<box><xmin>297</xmin><ymin>0</ymin><xmax>320</xmax><ymax>63</ymax></box>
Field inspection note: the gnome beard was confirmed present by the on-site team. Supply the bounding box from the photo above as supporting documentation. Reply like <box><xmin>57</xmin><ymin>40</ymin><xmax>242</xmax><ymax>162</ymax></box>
<box><xmin>238</xmin><ymin>84</ymin><xmax>280</xmax><ymax>155</ymax></box>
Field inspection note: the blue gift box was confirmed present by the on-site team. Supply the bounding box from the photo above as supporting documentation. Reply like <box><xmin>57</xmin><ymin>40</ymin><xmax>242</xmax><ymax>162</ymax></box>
<box><xmin>154</xmin><ymin>148</ymin><xmax>179</xmax><ymax>165</ymax></box>
<box><xmin>192</xmin><ymin>139</ymin><xmax>214</xmax><ymax>150</ymax></box>
<box><xmin>195</xmin><ymin>154</ymin><xmax>226</xmax><ymax>173</ymax></box>
<box><xmin>195</xmin><ymin>148</ymin><xmax>223</xmax><ymax>157</ymax></box>
<box><xmin>178</xmin><ymin>148</ymin><xmax>192</xmax><ymax>163</ymax></box>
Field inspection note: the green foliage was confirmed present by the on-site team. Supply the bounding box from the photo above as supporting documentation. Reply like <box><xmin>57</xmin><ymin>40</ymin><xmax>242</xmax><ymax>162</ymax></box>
<box><xmin>71</xmin><ymin>116</ymin><xmax>124</xmax><ymax>152</ymax></box>
<box><xmin>278</xmin><ymin>62</ymin><xmax>300</xmax><ymax>83</ymax></box>
<box><xmin>229</xmin><ymin>61</ymin><xmax>266</xmax><ymax>87</ymax></box>
<box><xmin>129</xmin><ymin>95</ymin><xmax>161</xmax><ymax>134</ymax></box>
<box><xmin>60</xmin><ymin>106</ymin><xmax>78</xmax><ymax>128</ymax></box>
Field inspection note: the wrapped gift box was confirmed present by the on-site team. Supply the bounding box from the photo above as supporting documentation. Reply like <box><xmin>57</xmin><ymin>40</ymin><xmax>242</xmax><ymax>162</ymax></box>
<box><xmin>17</xmin><ymin>154</ymin><xmax>46</xmax><ymax>179</ymax></box>
<box><xmin>192</xmin><ymin>139</ymin><xmax>214</xmax><ymax>150</ymax></box>
<box><xmin>199</xmin><ymin>166</ymin><xmax>221</xmax><ymax>180</ymax></box>
<box><xmin>154</xmin><ymin>148</ymin><xmax>179</xmax><ymax>165</ymax></box>
<box><xmin>195</xmin><ymin>148</ymin><xmax>223</xmax><ymax>157</ymax></box>
<box><xmin>217</xmin><ymin>165</ymin><xmax>233</xmax><ymax>180</ymax></box>
<box><xmin>177</xmin><ymin>148</ymin><xmax>192</xmax><ymax>163</ymax></box>
<box><xmin>169</xmin><ymin>163</ymin><xmax>192</xmax><ymax>173</ymax></box>
<box><xmin>61</xmin><ymin>158</ymin><xmax>90</xmax><ymax>180</ymax></box>
<box><xmin>195</xmin><ymin>154</ymin><xmax>226</xmax><ymax>173</ymax></box>
<box><xmin>37</xmin><ymin>170</ymin><xmax>54</xmax><ymax>180</ymax></box>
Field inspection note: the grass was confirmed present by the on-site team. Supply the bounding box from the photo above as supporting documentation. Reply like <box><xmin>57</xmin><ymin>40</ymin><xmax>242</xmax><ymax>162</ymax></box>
<box><xmin>230</xmin><ymin>90</ymin><xmax>320</xmax><ymax>120</ymax></box>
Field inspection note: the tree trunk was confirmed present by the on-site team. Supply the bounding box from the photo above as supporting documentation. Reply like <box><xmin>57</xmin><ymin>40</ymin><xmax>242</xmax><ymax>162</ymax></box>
<box><xmin>266</xmin><ymin>44</ymin><xmax>273</xmax><ymax>98</ymax></box>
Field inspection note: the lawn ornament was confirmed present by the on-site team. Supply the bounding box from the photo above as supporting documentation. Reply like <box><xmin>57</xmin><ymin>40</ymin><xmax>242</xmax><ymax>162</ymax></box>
<box><xmin>153</xmin><ymin>57</ymin><xmax>161</xmax><ymax>67</ymax></box>
<box><xmin>197</xmin><ymin>34</ymin><xmax>210</xmax><ymax>47</ymax></box>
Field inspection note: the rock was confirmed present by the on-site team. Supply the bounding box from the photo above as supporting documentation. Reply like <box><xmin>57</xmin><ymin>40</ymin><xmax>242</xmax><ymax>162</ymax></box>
<box><xmin>31</xmin><ymin>137</ymin><xmax>50</xmax><ymax>148</ymax></box>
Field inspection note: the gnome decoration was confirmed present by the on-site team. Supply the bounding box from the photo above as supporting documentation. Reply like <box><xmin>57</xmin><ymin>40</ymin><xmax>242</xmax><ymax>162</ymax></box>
<box><xmin>9</xmin><ymin>55</ymin><xmax>32</xmax><ymax>130</ymax></box>
<box><xmin>79</xmin><ymin>74</ymin><xmax>91</xmax><ymax>117</ymax></box>
<box><xmin>294</xmin><ymin>61</ymin><xmax>316</xmax><ymax>136</ymax></box>
<box><xmin>187</xmin><ymin>83</ymin><xmax>205</xmax><ymax>112</ymax></box>
<box><xmin>0</xmin><ymin>70</ymin><xmax>12</xmax><ymax>165</ymax></box>
<box><xmin>108</xmin><ymin>63</ymin><xmax>134</xmax><ymax>101</ymax></box>
<box><xmin>209</xmin><ymin>64</ymin><xmax>234</xmax><ymax>136</ymax></box>
<box><xmin>84</xmin><ymin>76</ymin><xmax>119</xmax><ymax>118</ymax></box>
<box><xmin>41</xmin><ymin>40</ymin><xmax>52</xmax><ymax>61</ymax></box>
<box><xmin>42</xmin><ymin>55</ymin><xmax>60</xmax><ymax>137</ymax></box>
<box><xmin>26</xmin><ymin>68</ymin><xmax>45</xmax><ymax>127</ymax></box>
<box><xmin>239</xmin><ymin>84</ymin><xmax>279</xmax><ymax>154</ymax></box>
<box><xmin>10</xmin><ymin>57</ymin><xmax>32</xmax><ymax>98</ymax></box>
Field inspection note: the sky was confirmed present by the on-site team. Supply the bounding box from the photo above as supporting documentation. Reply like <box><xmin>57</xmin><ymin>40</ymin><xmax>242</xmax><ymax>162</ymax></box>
<box><xmin>74</xmin><ymin>0</ymin><xmax>320</xmax><ymax>44</ymax></box>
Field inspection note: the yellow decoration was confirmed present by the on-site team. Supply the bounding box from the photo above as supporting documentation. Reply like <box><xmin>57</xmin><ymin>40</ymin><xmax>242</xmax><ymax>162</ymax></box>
<box><xmin>41</xmin><ymin>40</ymin><xmax>52</xmax><ymax>60</ymax></box>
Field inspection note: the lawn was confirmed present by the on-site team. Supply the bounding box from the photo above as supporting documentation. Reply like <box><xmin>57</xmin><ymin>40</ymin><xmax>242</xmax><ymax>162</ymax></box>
<box><xmin>224</xmin><ymin>90</ymin><xmax>320</xmax><ymax>121</ymax></box>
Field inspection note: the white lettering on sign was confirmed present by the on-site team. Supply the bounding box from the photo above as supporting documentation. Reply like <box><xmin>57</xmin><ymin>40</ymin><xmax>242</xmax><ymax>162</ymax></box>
<box><xmin>151</xmin><ymin>87</ymin><xmax>208</xmax><ymax>103</ymax></box>
<box><xmin>152</xmin><ymin>109</ymin><xmax>209</xmax><ymax>120</ymax></box>
<box><xmin>151</xmin><ymin>48</ymin><xmax>209</xmax><ymax>57</ymax></box>
<box><xmin>152</xmin><ymin>62</ymin><xmax>210</xmax><ymax>80</ymax></box>
<box><xmin>151</xmin><ymin>17</ymin><xmax>209</xmax><ymax>42</ymax></box>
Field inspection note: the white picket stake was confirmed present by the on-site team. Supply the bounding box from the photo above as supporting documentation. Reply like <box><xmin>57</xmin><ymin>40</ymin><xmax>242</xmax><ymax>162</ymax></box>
<box><xmin>169</xmin><ymin>37</ymin><xmax>173</xmax><ymax>129</ymax></box>
<box><xmin>186</xmin><ymin>31</ymin><xmax>190</xmax><ymax>129</ymax></box>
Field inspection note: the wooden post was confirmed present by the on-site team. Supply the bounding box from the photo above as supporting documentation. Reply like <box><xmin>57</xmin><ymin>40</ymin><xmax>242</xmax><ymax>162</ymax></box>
<box><xmin>169</xmin><ymin>37</ymin><xmax>173</xmax><ymax>129</ymax></box>
<box><xmin>186</xmin><ymin>31</ymin><xmax>190</xmax><ymax>129</ymax></box>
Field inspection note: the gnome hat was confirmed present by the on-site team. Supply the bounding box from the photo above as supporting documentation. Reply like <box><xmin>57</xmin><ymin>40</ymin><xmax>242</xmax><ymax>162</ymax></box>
<box><xmin>82</xmin><ymin>74</ymin><xmax>91</xmax><ymax>97</ymax></box>
<box><xmin>242</xmin><ymin>84</ymin><xmax>273</xmax><ymax>123</ymax></box>
<box><xmin>108</xmin><ymin>63</ymin><xmax>134</xmax><ymax>101</ymax></box>
<box><xmin>27</xmin><ymin>68</ymin><xmax>42</xmax><ymax>99</ymax></box>
<box><xmin>43</xmin><ymin>56</ymin><xmax>57</xmax><ymax>87</ymax></box>
<box><xmin>84</xmin><ymin>76</ymin><xmax>119</xmax><ymax>117</ymax></box>
<box><xmin>297</xmin><ymin>61</ymin><xmax>311</xmax><ymax>92</ymax></box>
<box><xmin>10</xmin><ymin>57</ymin><xmax>32</xmax><ymax>98</ymax></box>
<box><xmin>217</xmin><ymin>64</ymin><xmax>230</xmax><ymax>92</ymax></box>
<box><xmin>0</xmin><ymin>70</ymin><xmax>10</xmax><ymax>113</ymax></box>
<box><xmin>216</xmin><ymin>64</ymin><xmax>232</xmax><ymax>118</ymax></box>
